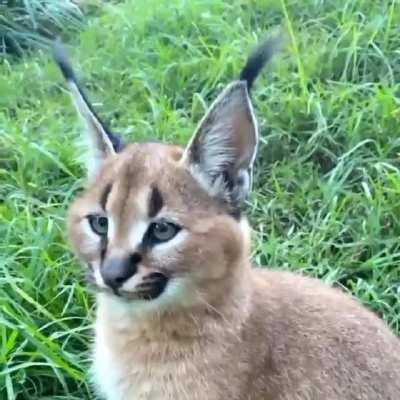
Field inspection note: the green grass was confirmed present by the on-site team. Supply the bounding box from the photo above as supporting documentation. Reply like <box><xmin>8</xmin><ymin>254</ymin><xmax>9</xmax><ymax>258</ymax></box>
<box><xmin>0</xmin><ymin>1</ymin><xmax>84</xmax><ymax>56</ymax></box>
<box><xmin>1</xmin><ymin>0</ymin><xmax>400</xmax><ymax>398</ymax></box>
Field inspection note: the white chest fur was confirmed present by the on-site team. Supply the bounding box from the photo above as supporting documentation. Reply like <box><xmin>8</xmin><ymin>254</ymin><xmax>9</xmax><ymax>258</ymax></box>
<box><xmin>93</xmin><ymin>328</ymin><xmax>124</xmax><ymax>400</ymax></box>
<box><xmin>93</xmin><ymin>306</ymin><xmax>183</xmax><ymax>400</ymax></box>
<box><xmin>92</xmin><ymin>290</ymin><xmax>250</xmax><ymax>400</ymax></box>
<box><xmin>94</xmin><ymin>319</ymin><xmax>186</xmax><ymax>400</ymax></box>
<box><xmin>92</xmin><ymin>295</ymin><xmax>229</xmax><ymax>400</ymax></box>
<box><xmin>93</xmin><ymin>322</ymin><xmax>214</xmax><ymax>400</ymax></box>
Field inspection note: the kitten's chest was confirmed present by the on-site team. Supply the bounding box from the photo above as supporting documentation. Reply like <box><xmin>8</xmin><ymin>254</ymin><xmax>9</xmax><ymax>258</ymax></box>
<box><xmin>93</xmin><ymin>331</ymin><xmax>221</xmax><ymax>400</ymax></box>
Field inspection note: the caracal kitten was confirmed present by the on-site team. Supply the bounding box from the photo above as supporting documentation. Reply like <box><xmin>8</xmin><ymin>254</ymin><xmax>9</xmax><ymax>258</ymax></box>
<box><xmin>53</xmin><ymin>37</ymin><xmax>400</xmax><ymax>400</ymax></box>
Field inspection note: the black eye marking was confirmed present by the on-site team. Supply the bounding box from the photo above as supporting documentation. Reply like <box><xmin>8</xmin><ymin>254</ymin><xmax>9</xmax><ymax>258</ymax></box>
<box><xmin>100</xmin><ymin>184</ymin><xmax>113</xmax><ymax>211</ymax></box>
<box><xmin>130</xmin><ymin>252</ymin><xmax>142</xmax><ymax>265</ymax></box>
<box><xmin>88</xmin><ymin>215</ymin><xmax>108</xmax><ymax>236</ymax></box>
<box><xmin>148</xmin><ymin>185</ymin><xmax>164</xmax><ymax>218</ymax></box>
<box><xmin>143</xmin><ymin>220</ymin><xmax>181</xmax><ymax>247</ymax></box>
<box><xmin>100</xmin><ymin>235</ymin><xmax>108</xmax><ymax>264</ymax></box>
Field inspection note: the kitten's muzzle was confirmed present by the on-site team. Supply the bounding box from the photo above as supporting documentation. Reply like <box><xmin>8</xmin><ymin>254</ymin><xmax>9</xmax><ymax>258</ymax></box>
<box><xmin>101</xmin><ymin>253</ymin><xmax>141</xmax><ymax>292</ymax></box>
<box><xmin>133</xmin><ymin>272</ymin><xmax>169</xmax><ymax>300</ymax></box>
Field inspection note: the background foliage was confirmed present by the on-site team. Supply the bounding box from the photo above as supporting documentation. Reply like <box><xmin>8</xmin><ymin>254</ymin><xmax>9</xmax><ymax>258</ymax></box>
<box><xmin>0</xmin><ymin>0</ymin><xmax>84</xmax><ymax>56</ymax></box>
<box><xmin>1</xmin><ymin>0</ymin><xmax>399</xmax><ymax>398</ymax></box>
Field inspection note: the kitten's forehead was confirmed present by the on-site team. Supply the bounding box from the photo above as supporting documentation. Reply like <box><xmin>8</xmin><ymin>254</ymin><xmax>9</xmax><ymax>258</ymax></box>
<box><xmin>117</xmin><ymin>142</ymin><xmax>183</xmax><ymax>172</ymax></box>
<box><xmin>97</xmin><ymin>142</ymin><xmax>180</xmax><ymax>205</ymax></box>
<box><xmin>87</xmin><ymin>141</ymin><xmax>227</xmax><ymax>223</ymax></box>
<box><xmin>98</xmin><ymin>142</ymin><xmax>183</xmax><ymax>187</ymax></box>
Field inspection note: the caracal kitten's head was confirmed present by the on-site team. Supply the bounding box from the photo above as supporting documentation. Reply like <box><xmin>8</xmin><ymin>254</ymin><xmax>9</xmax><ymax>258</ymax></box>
<box><xmin>54</xmin><ymin>38</ymin><xmax>280</xmax><ymax>311</ymax></box>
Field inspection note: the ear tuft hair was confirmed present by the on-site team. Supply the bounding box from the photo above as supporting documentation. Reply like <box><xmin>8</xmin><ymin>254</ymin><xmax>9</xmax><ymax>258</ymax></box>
<box><xmin>239</xmin><ymin>34</ymin><xmax>283</xmax><ymax>91</ymax></box>
<box><xmin>52</xmin><ymin>41</ymin><xmax>124</xmax><ymax>174</ymax></box>
<box><xmin>52</xmin><ymin>40</ymin><xmax>78</xmax><ymax>83</ymax></box>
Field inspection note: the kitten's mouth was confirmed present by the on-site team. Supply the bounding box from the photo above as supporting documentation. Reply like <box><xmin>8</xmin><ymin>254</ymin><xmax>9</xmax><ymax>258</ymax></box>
<box><xmin>119</xmin><ymin>272</ymin><xmax>169</xmax><ymax>301</ymax></box>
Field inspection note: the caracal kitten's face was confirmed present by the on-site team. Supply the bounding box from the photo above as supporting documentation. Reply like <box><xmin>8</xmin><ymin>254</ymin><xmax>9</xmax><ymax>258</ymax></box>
<box><xmin>54</xmin><ymin>38</ymin><xmax>279</xmax><ymax>311</ymax></box>
<box><xmin>68</xmin><ymin>140</ymin><xmax>248</xmax><ymax>309</ymax></box>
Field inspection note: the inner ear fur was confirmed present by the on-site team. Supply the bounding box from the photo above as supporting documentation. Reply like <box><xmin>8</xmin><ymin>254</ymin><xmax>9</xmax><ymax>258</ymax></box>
<box><xmin>182</xmin><ymin>81</ymin><xmax>258</xmax><ymax>206</ymax></box>
<box><xmin>181</xmin><ymin>36</ymin><xmax>281</xmax><ymax>207</ymax></box>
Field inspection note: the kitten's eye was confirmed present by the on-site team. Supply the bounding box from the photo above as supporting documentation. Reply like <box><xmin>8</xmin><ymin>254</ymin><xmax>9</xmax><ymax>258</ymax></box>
<box><xmin>88</xmin><ymin>215</ymin><xmax>108</xmax><ymax>236</ymax></box>
<box><xmin>149</xmin><ymin>221</ymin><xmax>180</xmax><ymax>243</ymax></box>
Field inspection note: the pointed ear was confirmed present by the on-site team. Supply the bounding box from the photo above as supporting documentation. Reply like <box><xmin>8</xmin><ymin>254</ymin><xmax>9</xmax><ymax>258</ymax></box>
<box><xmin>182</xmin><ymin>81</ymin><xmax>258</xmax><ymax>206</ymax></box>
<box><xmin>52</xmin><ymin>42</ymin><xmax>123</xmax><ymax>176</ymax></box>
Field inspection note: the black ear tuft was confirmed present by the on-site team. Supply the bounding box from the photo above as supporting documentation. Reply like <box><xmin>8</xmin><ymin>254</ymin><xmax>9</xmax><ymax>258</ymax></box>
<box><xmin>52</xmin><ymin>40</ymin><xmax>77</xmax><ymax>83</ymax></box>
<box><xmin>239</xmin><ymin>35</ymin><xmax>283</xmax><ymax>91</ymax></box>
<box><xmin>52</xmin><ymin>40</ymin><xmax>124</xmax><ymax>158</ymax></box>
<box><xmin>108</xmin><ymin>131</ymin><xmax>124</xmax><ymax>152</ymax></box>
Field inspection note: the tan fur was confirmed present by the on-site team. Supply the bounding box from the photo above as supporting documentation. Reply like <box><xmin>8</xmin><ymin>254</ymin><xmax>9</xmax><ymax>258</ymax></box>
<box><xmin>67</xmin><ymin>142</ymin><xmax>400</xmax><ymax>400</ymax></box>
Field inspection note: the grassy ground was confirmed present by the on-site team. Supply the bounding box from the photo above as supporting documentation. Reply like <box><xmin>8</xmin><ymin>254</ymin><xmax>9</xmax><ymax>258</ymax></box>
<box><xmin>1</xmin><ymin>0</ymin><xmax>400</xmax><ymax>398</ymax></box>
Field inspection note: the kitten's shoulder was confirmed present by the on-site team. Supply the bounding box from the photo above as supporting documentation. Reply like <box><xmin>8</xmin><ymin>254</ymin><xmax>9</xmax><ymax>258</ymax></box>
<box><xmin>249</xmin><ymin>265</ymin><xmax>397</xmax><ymax>340</ymax></box>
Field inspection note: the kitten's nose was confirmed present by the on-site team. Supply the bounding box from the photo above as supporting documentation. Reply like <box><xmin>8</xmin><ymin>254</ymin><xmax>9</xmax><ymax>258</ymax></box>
<box><xmin>101</xmin><ymin>253</ymin><xmax>141</xmax><ymax>291</ymax></box>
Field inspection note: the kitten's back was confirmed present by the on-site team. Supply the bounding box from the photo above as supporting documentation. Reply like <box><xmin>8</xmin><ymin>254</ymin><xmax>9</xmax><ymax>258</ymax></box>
<box><xmin>246</xmin><ymin>268</ymin><xmax>400</xmax><ymax>399</ymax></box>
